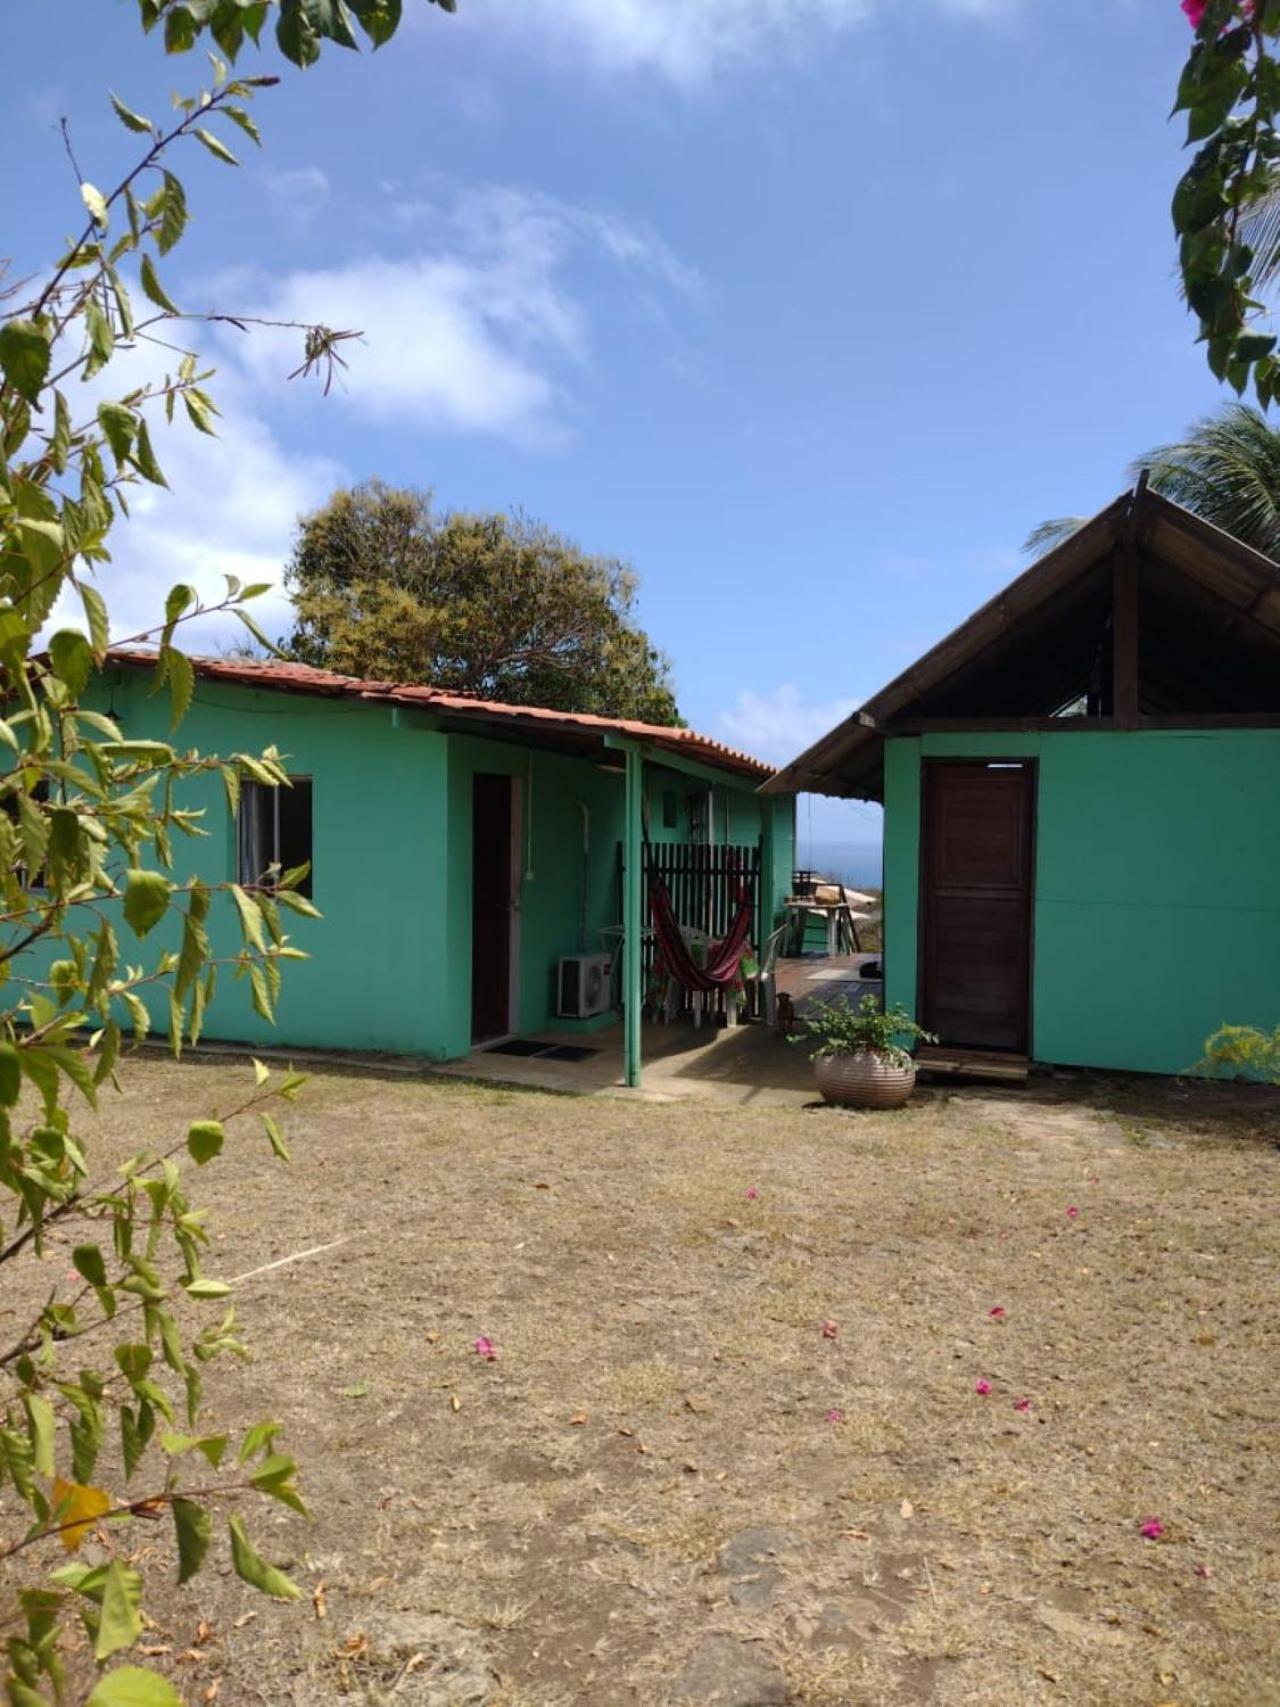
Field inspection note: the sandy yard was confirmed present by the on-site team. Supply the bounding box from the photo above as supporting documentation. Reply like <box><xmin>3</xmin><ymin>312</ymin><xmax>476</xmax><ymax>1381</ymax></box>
<box><xmin>4</xmin><ymin>1055</ymin><xmax>1279</xmax><ymax>1706</ymax></box>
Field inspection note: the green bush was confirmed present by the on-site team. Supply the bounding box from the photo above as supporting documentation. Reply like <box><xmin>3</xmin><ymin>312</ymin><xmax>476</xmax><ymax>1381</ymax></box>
<box><xmin>796</xmin><ymin>993</ymin><xmax>936</xmax><ymax>1067</ymax></box>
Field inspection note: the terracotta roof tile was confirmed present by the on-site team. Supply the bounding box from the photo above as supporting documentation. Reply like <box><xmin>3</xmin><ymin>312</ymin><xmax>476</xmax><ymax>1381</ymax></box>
<box><xmin>105</xmin><ymin>649</ymin><xmax>774</xmax><ymax>782</ymax></box>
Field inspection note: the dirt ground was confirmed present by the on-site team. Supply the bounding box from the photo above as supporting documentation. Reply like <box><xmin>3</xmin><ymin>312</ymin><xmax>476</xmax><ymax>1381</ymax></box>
<box><xmin>6</xmin><ymin>1056</ymin><xmax>1280</xmax><ymax>1706</ymax></box>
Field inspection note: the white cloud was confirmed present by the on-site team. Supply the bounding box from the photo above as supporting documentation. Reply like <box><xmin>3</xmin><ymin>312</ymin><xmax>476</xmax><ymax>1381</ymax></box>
<box><xmin>49</xmin><ymin>355</ymin><xmax>341</xmax><ymax>652</ymax></box>
<box><xmin>47</xmin><ymin>179</ymin><xmax>693</xmax><ymax>650</ymax></box>
<box><xmin>469</xmin><ymin>0</ymin><xmax>1021</xmax><ymax>82</ymax></box>
<box><xmin>264</xmin><ymin>167</ymin><xmax>331</xmax><ymax>233</ymax></box>
<box><xmin>215</xmin><ymin>180</ymin><xmax>698</xmax><ymax>443</ymax></box>
<box><xmin>717</xmin><ymin>684</ymin><xmax>861</xmax><ymax>767</ymax></box>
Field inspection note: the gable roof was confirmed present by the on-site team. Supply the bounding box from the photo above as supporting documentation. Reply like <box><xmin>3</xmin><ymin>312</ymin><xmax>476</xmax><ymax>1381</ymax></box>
<box><xmin>104</xmin><ymin>649</ymin><xmax>774</xmax><ymax>784</ymax></box>
<box><xmin>763</xmin><ymin>483</ymin><xmax>1280</xmax><ymax>800</ymax></box>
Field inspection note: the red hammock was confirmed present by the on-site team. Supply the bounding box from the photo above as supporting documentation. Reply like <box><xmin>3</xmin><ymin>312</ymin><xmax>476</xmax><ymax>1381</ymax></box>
<box><xmin>648</xmin><ymin>869</ymin><xmax>755</xmax><ymax>994</ymax></box>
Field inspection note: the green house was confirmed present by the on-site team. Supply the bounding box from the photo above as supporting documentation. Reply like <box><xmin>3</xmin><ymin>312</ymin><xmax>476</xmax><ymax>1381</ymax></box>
<box><xmin>766</xmin><ymin>483</ymin><xmax>1280</xmax><ymax>1077</ymax></box>
<box><xmin>92</xmin><ymin>652</ymin><xmax>793</xmax><ymax>1068</ymax></box>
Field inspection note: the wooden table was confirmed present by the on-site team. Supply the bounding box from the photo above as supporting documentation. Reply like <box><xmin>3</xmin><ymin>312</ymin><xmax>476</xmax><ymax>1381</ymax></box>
<box><xmin>784</xmin><ymin>898</ymin><xmax>872</xmax><ymax>957</ymax></box>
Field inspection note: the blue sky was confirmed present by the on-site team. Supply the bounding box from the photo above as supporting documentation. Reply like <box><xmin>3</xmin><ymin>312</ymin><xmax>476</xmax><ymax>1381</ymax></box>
<box><xmin>5</xmin><ymin>0</ymin><xmax>1224</xmax><ymax>858</ymax></box>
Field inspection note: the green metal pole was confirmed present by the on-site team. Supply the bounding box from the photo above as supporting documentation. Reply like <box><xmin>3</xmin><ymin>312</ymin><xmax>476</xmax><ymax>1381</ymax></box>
<box><xmin>623</xmin><ymin>743</ymin><xmax>643</xmax><ymax>1089</ymax></box>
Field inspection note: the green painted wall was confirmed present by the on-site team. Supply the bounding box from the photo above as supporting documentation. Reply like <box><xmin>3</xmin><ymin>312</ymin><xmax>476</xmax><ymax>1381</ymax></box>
<box><xmin>68</xmin><ymin>670</ymin><xmax>450</xmax><ymax>1055</ymax></box>
<box><xmin>883</xmin><ymin>729</ymin><xmax>1280</xmax><ymax>1075</ymax></box>
<box><xmin>35</xmin><ymin>671</ymin><xmax>793</xmax><ymax>1061</ymax></box>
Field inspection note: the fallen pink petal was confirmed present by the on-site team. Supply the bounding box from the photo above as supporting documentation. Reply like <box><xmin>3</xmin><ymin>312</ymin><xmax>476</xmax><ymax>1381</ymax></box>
<box><xmin>474</xmin><ymin>1336</ymin><xmax>497</xmax><ymax>1361</ymax></box>
<box><xmin>744</xmin><ymin>1188</ymin><xmax>759</xmax><ymax>1200</ymax></box>
<box><xmin>1195</xmin><ymin>1563</ymin><xmax>1212</xmax><ymax>1579</ymax></box>
<box><xmin>989</xmin><ymin>1306</ymin><xmax>1006</xmax><ymax>1319</ymax></box>
<box><xmin>821</xmin><ymin>1320</ymin><xmax>838</xmax><ymax>1339</ymax></box>
<box><xmin>1014</xmin><ymin>1397</ymin><xmax>1032</xmax><ymax>1412</ymax></box>
<box><xmin>1066</xmin><ymin>1206</ymin><xmax>1080</xmax><ymax>1219</ymax></box>
<box><xmin>974</xmin><ymin>1379</ymin><xmax>992</xmax><ymax>1396</ymax></box>
<box><xmin>825</xmin><ymin>1407</ymin><xmax>845</xmax><ymax>1423</ymax></box>
<box><xmin>1140</xmin><ymin>1518</ymin><xmax>1165</xmax><ymax>1541</ymax></box>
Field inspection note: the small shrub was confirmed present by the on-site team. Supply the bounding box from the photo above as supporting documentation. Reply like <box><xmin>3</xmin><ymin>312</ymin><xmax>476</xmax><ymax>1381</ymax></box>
<box><xmin>795</xmin><ymin>993</ymin><xmax>936</xmax><ymax>1066</ymax></box>
<box><xmin>1195</xmin><ymin>1023</ymin><xmax>1280</xmax><ymax>1082</ymax></box>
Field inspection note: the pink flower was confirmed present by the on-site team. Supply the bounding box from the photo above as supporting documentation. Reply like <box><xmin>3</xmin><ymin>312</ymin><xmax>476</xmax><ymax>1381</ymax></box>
<box><xmin>1181</xmin><ymin>0</ymin><xmax>1206</xmax><ymax>26</ymax></box>
<box><xmin>474</xmin><ymin>1336</ymin><xmax>497</xmax><ymax>1361</ymax></box>
<box><xmin>1066</xmin><ymin>1206</ymin><xmax>1080</xmax><ymax>1220</ymax></box>
<box><xmin>989</xmin><ymin>1306</ymin><xmax>1006</xmax><ymax>1319</ymax></box>
<box><xmin>825</xmin><ymin>1407</ymin><xmax>845</xmax><ymax>1424</ymax></box>
<box><xmin>974</xmin><ymin>1379</ymin><xmax>992</xmax><ymax>1396</ymax></box>
<box><xmin>1014</xmin><ymin>1397</ymin><xmax>1032</xmax><ymax>1412</ymax></box>
<box><xmin>821</xmin><ymin>1320</ymin><xmax>838</xmax><ymax>1340</ymax></box>
<box><xmin>1140</xmin><ymin>1518</ymin><xmax>1165</xmax><ymax>1541</ymax></box>
<box><xmin>745</xmin><ymin>1188</ymin><xmax>759</xmax><ymax>1200</ymax></box>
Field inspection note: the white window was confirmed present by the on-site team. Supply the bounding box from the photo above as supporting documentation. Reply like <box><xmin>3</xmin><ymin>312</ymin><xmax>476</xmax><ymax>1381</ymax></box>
<box><xmin>237</xmin><ymin>779</ymin><xmax>313</xmax><ymax>897</ymax></box>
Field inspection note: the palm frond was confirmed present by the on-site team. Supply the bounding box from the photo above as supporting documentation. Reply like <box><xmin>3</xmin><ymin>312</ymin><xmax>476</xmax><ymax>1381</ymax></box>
<box><xmin>1238</xmin><ymin>175</ymin><xmax>1280</xmax><ymax>295</ymax></box>
<box><xmin>1022</xmin><ymin>516</ymin><xmax>1087</xmax><ymax>558</ymax></box>
<box><xmin>1129</xmin><ymin>403</ymin><xmax>1280</xmax><ymax>561</ymax></box>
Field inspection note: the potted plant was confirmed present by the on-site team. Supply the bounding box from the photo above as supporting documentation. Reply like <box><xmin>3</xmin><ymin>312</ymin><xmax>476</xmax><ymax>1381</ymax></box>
<box><xmin>797</xmin><ymin>993</ymin><xmax>936</xmax><ymax>1109</ymax></box>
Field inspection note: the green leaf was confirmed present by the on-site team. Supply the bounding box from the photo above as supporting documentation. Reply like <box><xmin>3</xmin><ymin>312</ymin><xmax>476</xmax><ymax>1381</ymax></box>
<box><xmin>193</xmin><ymin>127</ymin><xmax>238</xmax><ymax>166</ymax></box>
<box><xmin>95</xmin><ymin>1560</ymin><xmax>143</xmax><ymax>1661</ymax></box>
<box><xmin>228</xmin><ymin>1514</ymin><xmax>301</xmax><ymax>1599</ymax></box>
<box><xmin>185</xmin><ymin>1277</ymin><xmax>232</xmax><ymax>1299</ymax></box>
<box><xmin>260</xmin><ymin>1111</ymin><xmax>290</xmax><ymax>1161</ymax></box>
<box><xmin>0</xmin><ymin>319</ymin><xmax>52</xmax><ymax>404</ymax></box>
<box><xmin>84</xmin><ymin>297</ymin><xmax>115</xmax><ymax>379</ymax></box>
<box><xmin>25</xmin><ymin>1393</ymin><xmax>57</xmax><ymax>1478</ymax></box>
<box><xmin>186</xmin><ymin>1119</ymin><xmax>224</xmax><ymax>1165</ymax></box>
<box><xmin>110</xmin><ymin>92</ymin><xmax>154</xmax><ymax>134</ymax></box>
<box><xmin>49</xmin><ymin>629</ymin><xmax>94</xmax><ymax>698</ymax></box>
<box><xmin>171</xmin><ymin>1495</ymin><xmax>212</xmax><ymax>1585</ymax></box>
<box><xmin>230</xmin><ymin>884</ymin><xmax>267</xmax><ymax>952</ymax></box>
<box><xmin>81</xmin><ymin>182</ymin><xmax>109</xmax><ymax>228</ymax></box>
<box><xmin>0</xmin><ymin>1040</ymin><xmax>22</xmax><ymax>1106</ymax></box>
<box><xmin>122</xmin><ymin>870</ymin><xmax>172</xmax><ymax>938</ymax></box>
<box><xmin>97</xmin><ymin>401</ymin><xmax>137</xmax><ymax>464</ymax></box>
<box><xmin>222</xmin><ymin>103</ymin><xmax>262</xmax><ymax>145</ymax></box>
<box><xmin>130</xmin><ymin>417</ymin><xmax>167</xmax><ymax>487</ymax></box>
<box><xmin>138</xmin><ymin>253</ymin><xmax>180</xmax><ymax>316</ymax></box>
<box><xmin>87</xmin><ymin>1666</ymin><xmax>184</xmax><ymax>1706</ymax></box>
<box><xmin>73</xmin><ymin>1243</ymin><xmax>109</xmax><ymax>1288</ymax></box>
<box><xmin>247</xmin><ymin>1451</ymin><xmax>306</xmax><ymax>1514</ymax></box>
<box><xmin>161</xmin><ymin>646</ymin><xmax>194</xmax><ymax>729</ymax></box>
<box><xmin>161</xmin><ymin>1430</ymin><xmax>227</xmax><ymax>1468</ymax></box>
<box><xmin>80</xmin><ymin>582</ymin><xmax>111</xmax><ymax>657</ymax></box>
<box><xmin>155</xmin><ymin>171</ymin><xmax>188</xmax><ymax>255</ymax></box>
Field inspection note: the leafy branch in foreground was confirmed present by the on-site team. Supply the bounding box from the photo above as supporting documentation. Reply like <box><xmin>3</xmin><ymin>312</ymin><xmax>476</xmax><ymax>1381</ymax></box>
<box><xmin>0</xmin><ymin>63</ymin><xmax>338</xmax><ymax>1707</ymax></box>
<box><xmin>1175</xmin><ymin>1</ymin><xmax>1280</xmax><ymax>402</ymax></box>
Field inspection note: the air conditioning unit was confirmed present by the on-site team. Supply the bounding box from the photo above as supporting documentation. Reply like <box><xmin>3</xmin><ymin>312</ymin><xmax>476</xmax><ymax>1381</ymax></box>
<box><xmin>558</xmin><ymin>952</ymin><xmax>613</xmax><ymax>1019</ymax></box>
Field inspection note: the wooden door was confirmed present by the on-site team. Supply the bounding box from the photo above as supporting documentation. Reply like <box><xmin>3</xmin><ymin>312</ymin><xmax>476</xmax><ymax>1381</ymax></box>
<box><xmin>920</xmin><ymin>761</ymin><xmax>1034</xmax><ymax>1053</ymax></box>
<box><xmin>471</xmin><ymin>774</ymin><xmax>514</xmax><ymax>1043</ymax></box>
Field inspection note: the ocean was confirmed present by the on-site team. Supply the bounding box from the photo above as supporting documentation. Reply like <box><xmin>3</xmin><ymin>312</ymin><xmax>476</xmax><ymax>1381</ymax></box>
<box><xmin>796</xmin><ymin>840</ymin><xmax>883</xmax><ymax>890</ymax></box>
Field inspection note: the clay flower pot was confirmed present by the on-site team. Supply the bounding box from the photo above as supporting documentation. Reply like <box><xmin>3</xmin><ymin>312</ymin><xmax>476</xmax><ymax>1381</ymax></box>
<box><xmin>813</xmin><ymin>1050</ymin><xmax>916</xmax><ymax>1110</ymax></box>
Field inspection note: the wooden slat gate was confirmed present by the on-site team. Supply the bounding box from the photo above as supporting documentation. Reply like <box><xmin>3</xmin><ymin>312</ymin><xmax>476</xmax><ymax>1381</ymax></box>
<box><xmin>617</xmin><ymin>838</ymin><xmax>764</xmax><ymax>1019</ymax></box>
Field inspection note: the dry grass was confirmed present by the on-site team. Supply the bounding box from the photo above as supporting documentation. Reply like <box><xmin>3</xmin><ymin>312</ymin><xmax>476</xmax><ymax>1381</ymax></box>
<box><xmin>4</xmin><ymin>1056</ymin><xmax>1279</xmax><ymax>1705</ymax></box>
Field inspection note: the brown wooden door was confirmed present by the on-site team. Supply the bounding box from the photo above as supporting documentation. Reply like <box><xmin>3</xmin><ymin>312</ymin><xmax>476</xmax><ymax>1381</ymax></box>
<box><xmin>920</xmin><ymin>761</ymin><xmax>1034</xmax><ymax>1053</ymax></box>
<box><xmin>471</xmin><ymin>774</ymin><xmax>513</xmax><ymax>1043</ymax></box>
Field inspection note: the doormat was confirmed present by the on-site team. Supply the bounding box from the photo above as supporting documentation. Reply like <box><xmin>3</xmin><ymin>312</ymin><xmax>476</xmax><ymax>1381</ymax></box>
<box><xmin>483</xmin><ymin>1040</ymin><xmax>601</xmax><ymax>1063</ymax></box>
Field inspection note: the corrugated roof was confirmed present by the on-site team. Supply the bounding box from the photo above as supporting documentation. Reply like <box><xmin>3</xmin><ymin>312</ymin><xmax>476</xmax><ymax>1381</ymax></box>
<box><xmin>104</xmin><ymin>649</ymin><xmax>775</xmax><ymax>783</ymax></box>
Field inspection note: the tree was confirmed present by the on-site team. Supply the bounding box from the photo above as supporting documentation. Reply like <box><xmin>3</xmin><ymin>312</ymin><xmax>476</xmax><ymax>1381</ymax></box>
<box><xmin>283</xmin><ymin>482</ymin><xmax>683</xmax><ymax>725</ymax></box>
<box><xmin>1174</xmin><ymin>3</ymin><xmax>1280</xmax><ymax>401</ymax></box>
<box><xmin>1024</xmin><ymin>402</ymin><xmax>1280</xmax><ymax>559</ymax></box>
<box><xmin>0</xmin><ymin>2</ymin><xmax>458</xmax><ymax>1695</ymax></box>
